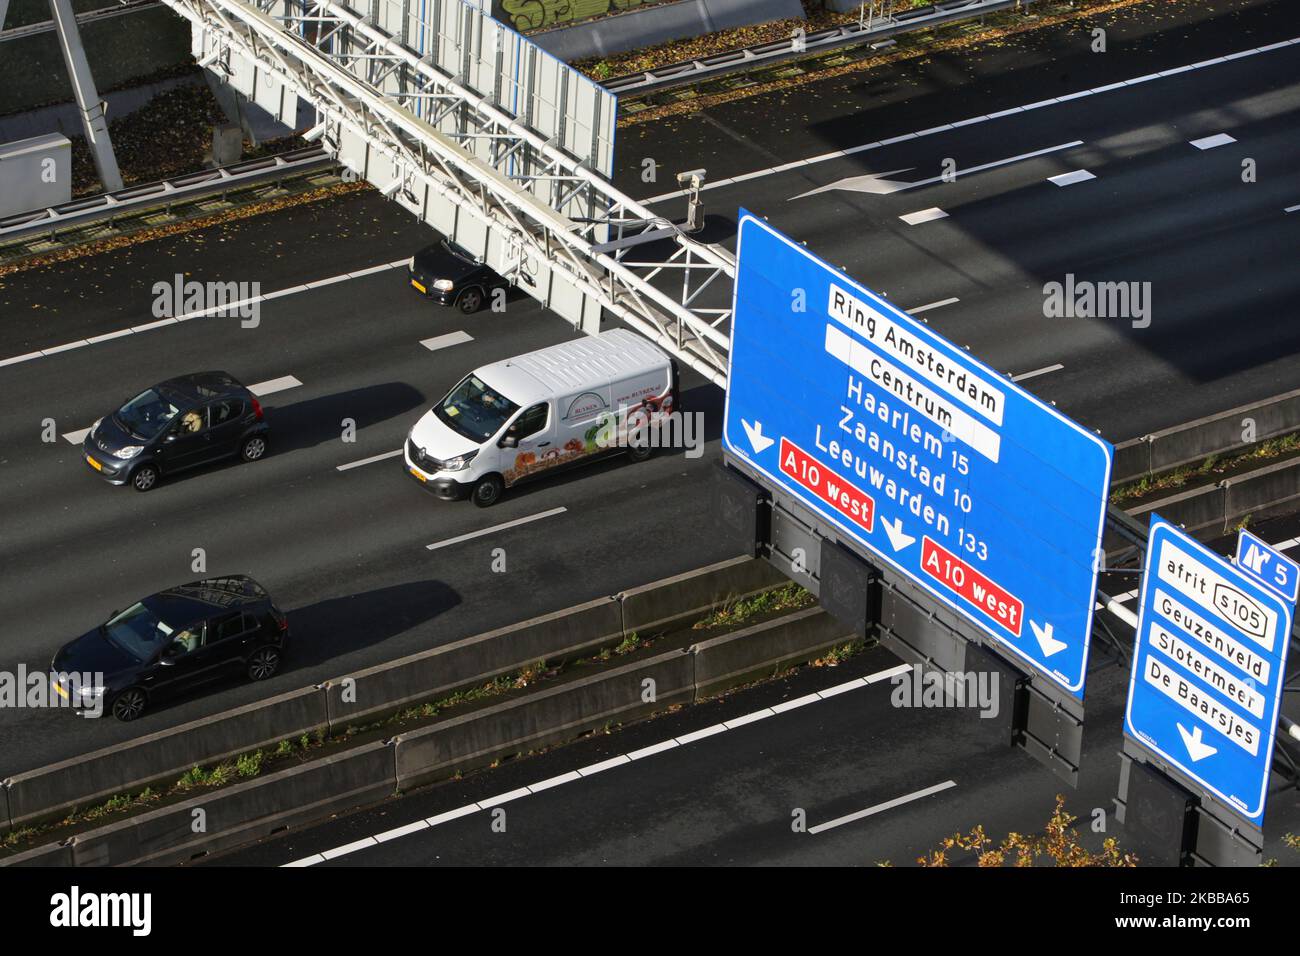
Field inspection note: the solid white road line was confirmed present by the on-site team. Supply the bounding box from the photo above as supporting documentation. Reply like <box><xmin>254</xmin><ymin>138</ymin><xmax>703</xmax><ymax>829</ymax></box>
<box><xmin>1190</xmin><ymin>133</ymin><xmax>1237</xmax><ymax>150</ymax></box>
<box><xmin>1048</xmin><ymin>169</ymin><xmax>1096</xmax><ymax>187</ymax></box>
<box><xmin>336</xmin><ymin>448</ymin><xmax>403</xmax><ymax>472</ymax></box>
<box><xmin>639</xmin><ymin>37</ymin><xmax>1299</xmax><ymax>205</ymax></box>
<box><xmin>908</xmin><ymin>297</ymin><xmax>959</xmax><ymax>314</ymax></box>
<box><xmin>249</xmin><ymin>375</ymin><xmax>302</xmax><ymax>397</ymax></box>
<box><xmin>808</xmin><ymin>780</ymin><xmax>958</xmax><ymax>835</ymax></box>
<box><xmin>421</xmin><ymin>330</ymin><xmax>474</xmax><ymax>351</ymax></box>
<box><xmin>0</xmin><ymin>259</ymin><xmax>410</xmax><ymax>371</ymax></box>
<box><xmin>899</xmin><ymin>207</ymin><xmax>948</xmax><ymax>225</ymax></box>
<box><xmin>1011</xmin><ymin>363</ymin><xmax>1064</xmax><ymax>382</ymax></box>
<box><xmin>425</xmin><ymin>506</ymin><xmax>567</xmax><ymax>551</ymax></box>
<box><xmin>282</xmin><ymin>660</ymin><xmax>915</xmax><ymax>866</ymax></box>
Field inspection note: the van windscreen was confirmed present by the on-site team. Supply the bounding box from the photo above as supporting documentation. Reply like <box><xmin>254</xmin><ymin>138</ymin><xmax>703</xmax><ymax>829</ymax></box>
<box><xmin>434</xmin><ymin>373</ymin><xmax>520</xmax><ymax>441</ymax></box>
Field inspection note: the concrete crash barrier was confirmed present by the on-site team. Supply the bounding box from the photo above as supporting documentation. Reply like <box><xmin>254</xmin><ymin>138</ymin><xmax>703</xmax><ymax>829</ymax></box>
<box><xmin>1112</xmin><ymin>386</ymin><xmax>1300</xmax><ymax>485</ymax></box>
<box><xmin>620</xmin><ymin>555</ymin><xmax>787</xmax><ymax>637</ymax></box>
<box><xmin>393</xmin><ymin>649</ymin><xmax>695</xmax><ymax>791</ymax></box>
<box><xmin>1124</xmin><ymin>457</ymin><xmax>1300</xmax><ymax>540</ymax></box>
<box><xmin>3</xmin><ymin>685</ymin><xmax>329</xmax><ymax>832</ymax></box>
<box><xmin>48</xmin><ymin>741</ymin><xmax>396</xmax><ymax>868</ymax></box>
<box><xmin>528</xmin><ymin>0</ymin><xmax>804</xmax><ymax>62</ymax></box>
<box><xmin>0</xmin><ymin>839</ymin><xmax>75</xmax><ymax>867</ymax></box>
<box><xmin>691</xmin><ymin>607</ymin><xmax>851</xmax><ymax>698</ymax></box>
<box><xmin>325</xmin><ymin>596</ymin><xmax>624</xmax><ymax>731</ymax></box>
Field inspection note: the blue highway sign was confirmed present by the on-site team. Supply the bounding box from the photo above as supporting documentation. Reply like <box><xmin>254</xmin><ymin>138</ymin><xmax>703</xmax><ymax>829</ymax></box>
<box><xmin>1236</xmin><ymin>528</ymin><xmax>1300</xmax><ymax>605</ymax></box>
<box><xmin>721</xmin><ymin>212</ymin><xmax>1113</xmax><ymax>698</ymax></box>
<box><xmin>1126</xmin><ymin>516</ymin><xmax>1293</xmax><ymax>823</ymax></box>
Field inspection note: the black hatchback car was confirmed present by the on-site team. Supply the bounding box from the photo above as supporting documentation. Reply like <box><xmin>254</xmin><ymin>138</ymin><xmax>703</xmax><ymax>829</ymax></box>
<box><xmin>83</xmin><ymin>371</ymin><xmax>269</xmax><ymax>491</ymax></box>
<box><xmin>50</xmin><ymin>575</ymin><xmax>288</xmax><ymax>721</ymax></box>
<box><xmin>408</xmin><ymin>238</ymin><xmax>513</xmax><ymax>314</ymax></box>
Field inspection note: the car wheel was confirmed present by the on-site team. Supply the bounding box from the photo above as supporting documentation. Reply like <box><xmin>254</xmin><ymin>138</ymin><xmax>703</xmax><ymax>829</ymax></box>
<box><xmin>471</xmin><ymin>474</ymin><xmax>504</xmax><ymax>508</ymax></box>
<box><xmin>241</xmin><ymin>435</ymin><xmax>268</xmax><ymax>462</ymax></box>
<box><xmin>130</xmin><ymin>464</ymin><xmax>160</xmax><ymax>492</ymax></box>
<box><xmin>457</xmin><ymin>288</ymin><xmax>484</xmax><ymax>314</ymax></box>
<box><xmin>111</xmin><ymin>688</ymin><xmax>147</xmax><ymax>721</ymax></box>
<box><xmin>247</xmin><ymin>646</ymin><xmax>281</xmax><ymax>681</ymax></box>
<box><xmin>627</xmin><ymin>444</ymin><xmax>652</xmax><ymax>463</ymax></box>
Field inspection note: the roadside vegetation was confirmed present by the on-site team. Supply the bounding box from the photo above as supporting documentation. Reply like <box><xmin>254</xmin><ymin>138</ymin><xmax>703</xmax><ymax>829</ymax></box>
<box><xmin>908</xmin><ymin>795</ymin><xmax>1138</xmax><ymax>866</ymax></box>
<box><xmin>1110</xmin><ymin>434</ymin><xmax>1300</xmax><ymax>507</ymax></box>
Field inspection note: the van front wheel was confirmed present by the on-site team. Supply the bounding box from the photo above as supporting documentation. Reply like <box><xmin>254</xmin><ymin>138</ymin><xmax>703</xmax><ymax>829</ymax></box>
<box><xmin>471</xmin><ymin>474</ymin><xmax>504</xmax><ymax>508</ymax></box>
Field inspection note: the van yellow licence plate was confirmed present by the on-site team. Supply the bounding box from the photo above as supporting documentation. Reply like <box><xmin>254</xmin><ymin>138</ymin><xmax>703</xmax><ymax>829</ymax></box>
<box><xmin>86</xmin><ymin>455</ymin><xmax>102</xmax><ymax>471</ymax></box>
<box><xmin>410</xmin><ymin>279</ymin><xmax>427</xmax><ymax>294</ymax></box>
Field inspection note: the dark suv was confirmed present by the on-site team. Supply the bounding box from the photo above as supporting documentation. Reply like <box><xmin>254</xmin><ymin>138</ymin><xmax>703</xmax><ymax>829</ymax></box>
<box><xmin>50</xmin><ymin>575</ymin><xmax>289</xmax><ymax>721</ymax></box>
<box><xmin>83</xmin><ymin>371</ymin><xmax>269</xmax><ymax>491</ymax></box>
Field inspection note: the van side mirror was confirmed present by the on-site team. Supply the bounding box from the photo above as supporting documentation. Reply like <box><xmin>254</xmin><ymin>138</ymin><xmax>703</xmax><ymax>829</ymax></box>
<box><xmin>499</xmin><ymin>434</ymin><xmax>518</xmax><ymax>449</ymax></box>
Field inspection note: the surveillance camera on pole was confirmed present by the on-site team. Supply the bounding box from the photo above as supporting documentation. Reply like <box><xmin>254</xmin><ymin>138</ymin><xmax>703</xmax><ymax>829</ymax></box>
<box><xmin>677</xmin><ymin>168</ymin><xmax>706</xmax><ymax>234</ymax></box>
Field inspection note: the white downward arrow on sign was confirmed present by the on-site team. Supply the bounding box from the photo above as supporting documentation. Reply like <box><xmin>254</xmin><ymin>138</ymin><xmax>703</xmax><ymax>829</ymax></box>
<box><xmin>1178</xmin><ymin>723</ymin><xmax>1218</xmax><ymax>762</ymax></box>
<box><xmin>880</xmin><ymin>516</ymin><xmax>915</xmax><ymax>553</ymax></box>
<box><xmin>1030</xmin><ymin>620</ymin><xmax>1067</xmax><ymax>657</ymax></box>
<box><xmin>741</xmin><ymin>419</ymin><xmax>775</xmax><ymax>454</ymax></box>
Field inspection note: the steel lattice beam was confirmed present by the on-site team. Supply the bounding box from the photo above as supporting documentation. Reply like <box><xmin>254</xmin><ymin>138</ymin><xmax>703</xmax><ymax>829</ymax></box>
<box><xmin>164</xmin><ymin>0</ymin><xmax>735</xmax><ymax>384</ymax></box>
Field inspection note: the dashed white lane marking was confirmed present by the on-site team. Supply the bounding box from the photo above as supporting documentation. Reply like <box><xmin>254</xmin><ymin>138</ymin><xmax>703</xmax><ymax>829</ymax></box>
<box><xmin>1271</xmin><ymin>537</ymin><xmax>1300</xmax><ymax>551</ymax></box>
<box><xmin>808</xmin><ymin>780</ymin><xmax>958</xmax><ymax>835</ymax></box>
<box><xmin>900</xmin><ymin>207</ymin><xmax>948</xmax><ymax>226</ymax></box>
<box><xmin>337</xmin><ymin>448</ymin><xmax>403</xmax><ymax>472</ymax></box>
<box><xmin>61</xmin><ymin>374</ymin><xmax>301</xmax><ymax>444</ymax></box>
<box><xmin>249</xmin><ymin>375</ymin><xmax>302</xmax><ymax>397</ymax></box>
<box><xmin>1190</xmin><ymin>133</ymin><xmax>1237</xmax><ymax>150</ymax></box>
<box><xmin>1285</xmin><ymin>204</ymin><xmax>1300</xmax><ymax>214</ymax></box>
<box><xmin>639</xmin><ymin>38</ymin><xmax>1299</xmax><ymax>205</ymax></box>
<box><xmin>0</xmin><ymin>260</ymin><xmax>409</xmax><ymax>370</ymax></box>
<box><xmin>1048</xmin><ymin>169</ymin><xmax>1097</xmax><ymax>187</ymax></box>
<box><xmin>425</xmin><ymin>506</ymin><xmax>567</xmax><ymax>551</ymax></box>
<box><xmin>281</xmin><ymin>660</ymin><xmax>915</xmax><ymax>866</ymax></box>
<box><xmin>421</xmin><ymin>330</ymin><xmax>474</xmax><ymax>351</ymax></box>
<box><xmin>1011</xmin><ymin>363</ymin><xmax>1064</xmax><ymax>382</ymax></box>
<box><xmin>908</xmin><ymin>297</ymin><xmax>959</xmax><ymax>314</ymax></box>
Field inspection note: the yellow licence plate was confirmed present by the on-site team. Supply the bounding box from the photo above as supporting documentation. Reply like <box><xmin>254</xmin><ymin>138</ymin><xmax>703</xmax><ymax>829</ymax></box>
<box><xmin>410</xmin><ymin>279</ymin><xmax>427</xmax><ymax>294</ymax></box>
<box><xmin>86</xmin><ymin>455</ymin><xmax>102</xmax><ymax>472</ymax></box>
<box><xmin>409</xmin><ymin>467</ymin><xmax>427</xmax><ymax>482</ymax></box>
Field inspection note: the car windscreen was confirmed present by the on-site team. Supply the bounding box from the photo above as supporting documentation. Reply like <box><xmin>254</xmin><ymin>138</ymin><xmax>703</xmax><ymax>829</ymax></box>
<box><xmin>434</xmin><ymin>373</ymin><xmax>520</xmax><ymax>442</ymax></box>
<box><xmin>116</xmin><ymin>388</ymin><xmax>182</xmax><ymax>440</ymax></box>
<box><xmin>441</xmin><ymin>238</ymin><xmax>479</xmax><ymax>264</ymax></box>
<box><xmin>103</xmin><ymin>602</ymin><xmax>176</xmax><ymax>662</ymax></box>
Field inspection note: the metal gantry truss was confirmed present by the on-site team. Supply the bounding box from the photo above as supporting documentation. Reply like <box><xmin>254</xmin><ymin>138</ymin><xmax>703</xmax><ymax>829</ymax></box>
<box><xmin>162</xmin><ymin>0</ymin><xmax>735</xmax><ymax>385</ymax></box>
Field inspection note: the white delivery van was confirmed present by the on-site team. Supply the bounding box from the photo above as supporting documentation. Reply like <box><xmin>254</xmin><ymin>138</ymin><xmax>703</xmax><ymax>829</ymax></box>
<box><xmin>404</xmin><ymin>328</ymin><xmax>679</xmax><ymax>506</ymax></box>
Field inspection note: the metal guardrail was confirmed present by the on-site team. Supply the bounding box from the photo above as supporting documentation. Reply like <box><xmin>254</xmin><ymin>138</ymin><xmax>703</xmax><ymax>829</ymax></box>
<box><xmin>0</xmin><ymin>0</ymin><xmax>161</xmax><ymax>44</ymax></box>
<box><xmin>0</xmin><ymin>146</ymin><xmax>335</xmax><ymax>244</ymax></box>
<box><xmin>603</xmin><ymin>0</ymin><xmax>1035</xmax><ymax>96</ymax></box>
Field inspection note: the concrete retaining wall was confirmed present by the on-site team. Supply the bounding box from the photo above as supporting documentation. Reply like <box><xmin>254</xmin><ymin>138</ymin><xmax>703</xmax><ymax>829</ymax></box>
<box><xmin>1125</xmin><ymin>457</ymin><xmax>1300</xmax><ymax>539</ymax></box>
<box><xmin>66</xmin><ymin>741</ymin><xmax>395</xmax><ymax>867</ymax></box>
<box><xmin>3</xmin><ymin>686</ymin><xmax>328</xmax><ymax>832</ymax></box>
<box><xmin>530</xmin><ymin>0</ymin><xmax>803</xmax><ymax>62</ymax></box>
<box><xmin>1112</xmin><ymin>387</ymin><xmax>1300</xmax><ymax>486</ymax></box>
<box><xmin>620</xmin><ymin>554</ymin><xmax>787</xmax><ymax>636</ymax></box>
<box><xmin>394</xmin><ymin>649</ymin><xmax>695</xmax><ymax>790</ymax></box>
<box><xmin>692</xmin><ymin>607</ymin><xmax>849</xmax><ymax>698</ymax></box>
